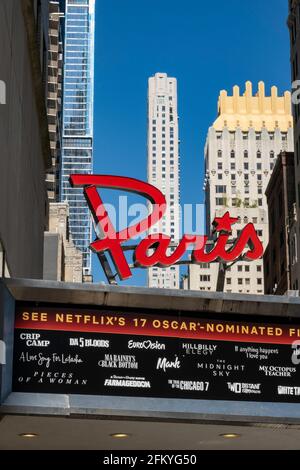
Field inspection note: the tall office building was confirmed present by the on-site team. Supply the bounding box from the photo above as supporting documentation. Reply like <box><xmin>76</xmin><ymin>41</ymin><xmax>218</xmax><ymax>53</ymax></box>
<box><xmin>147</xmin><ymin>73</ymin><xmax>180</xmax><ymax>289</ymax></box>
<box><xmin>60</xmin><ymin>0</ymin><xmax>95</xmax><ymax>276</ymax></box>
<box><xmin>288</xmin><ymin>0</ymin><xmax>300</xmax><ymax>292</ymax></box>
<box><xmin>185</xmin><ymin>82</ymin><xmax>293</xmax><ymax>294</ymax></box>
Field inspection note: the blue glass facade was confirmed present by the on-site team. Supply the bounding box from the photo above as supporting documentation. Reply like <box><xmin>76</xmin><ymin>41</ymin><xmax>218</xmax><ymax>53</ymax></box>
<box><xmin>60</xmin><ymin>0</ymin><xmax>95</xmax><ymax>275</ymax></box>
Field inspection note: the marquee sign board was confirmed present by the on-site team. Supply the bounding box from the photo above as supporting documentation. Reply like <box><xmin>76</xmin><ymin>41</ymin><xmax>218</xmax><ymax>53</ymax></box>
<box><xmin>69</xmin><ymin>175</ymin><xmax>264</xmax><ymax>283</ymax></box>
<box><xmin>12</xmin><ymin>305</ymin><xmax>300</xmax><ymax>403</ymax></box>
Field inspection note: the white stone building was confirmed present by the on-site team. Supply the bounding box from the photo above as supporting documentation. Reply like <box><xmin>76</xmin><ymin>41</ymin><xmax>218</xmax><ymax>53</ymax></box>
<box><xmin>147</xmin><ymin>73</ymin><xmax>180</xmax><ymax>289</ymax></box>
<box><xmin>185</xmin><ymin>82</ymin><xmax>293</xmax><ymax>294</ymax></box>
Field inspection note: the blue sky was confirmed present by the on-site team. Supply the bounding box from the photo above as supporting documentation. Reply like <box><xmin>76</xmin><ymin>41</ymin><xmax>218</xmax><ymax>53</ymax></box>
<box><xmin>92</xmin><ymin>0</ymin><xmax>291</xmax><ymax>285</ymax></box>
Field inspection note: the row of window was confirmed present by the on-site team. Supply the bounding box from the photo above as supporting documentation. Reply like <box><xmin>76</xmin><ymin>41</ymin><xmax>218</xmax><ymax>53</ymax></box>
<box><xmin>215</xmin><ymin>197</ymin><xmax>263</xmax><ymax>207</ymax></box>
<box><xmin>217</xmin><ymin>160</ymin><xmax>273</xmax><ymax>171</ymax></box>
<box><xmin>218</xmin><ymin>150</ymin><xmax>276</xmax><ymax>159</ymax></box>
<box><xmin>230</xmin><ymin>186</ymin><xmax>263</xmax><ymax>195</ymax></box>
<box><xmin>227</xmin><ymin>265</ymin><xmax>262</xmax><ymax>272</ymax></box>
<box><xmin>216</xmin><ymin>170</ymin><xmax>273</xmax><ymax>180</ymax></box>
<box><xmin>226</xmin><ymin>278</ymin><xmax>263</xmax><ymax>285</ymax></box>
<box><xmin>216</xmin><ymin>132</ymin><xmax>287</xmax><ymax>140</ymax></box>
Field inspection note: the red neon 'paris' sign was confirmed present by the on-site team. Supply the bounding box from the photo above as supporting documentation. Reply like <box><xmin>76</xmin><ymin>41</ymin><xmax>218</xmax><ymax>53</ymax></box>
<box><xmin>69</xmin><ymin>174</ymin><xmax>263</xmax><ymax>280</ymax></box>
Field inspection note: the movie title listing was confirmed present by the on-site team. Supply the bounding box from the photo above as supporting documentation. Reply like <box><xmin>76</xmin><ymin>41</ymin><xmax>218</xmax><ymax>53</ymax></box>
<box><xmin>12</xmin><ymin>308</ymin><xmax>300</xmax><ymax>403</ymax></box>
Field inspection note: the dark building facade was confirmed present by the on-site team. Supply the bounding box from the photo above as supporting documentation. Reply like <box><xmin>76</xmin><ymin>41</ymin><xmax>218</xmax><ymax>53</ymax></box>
<box><xmin>264</xmin><ymin>151</ymin><xmax>295</xmax><ymax>294</ymax></box>
<box><xmin>288</xmin><ymin>0</ymin><xmax>300</xmax><ymax>292</ymax></box>
<box><xmin>0</xmin><ymin>0</ymin><xmax>51</xmax><ymax>279</ymax></box>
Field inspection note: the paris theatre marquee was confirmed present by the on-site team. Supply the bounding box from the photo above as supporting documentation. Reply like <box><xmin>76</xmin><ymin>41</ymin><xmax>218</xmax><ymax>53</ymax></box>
<box><xmin>1</xmin><ymin>175</ymin><xmax>300</xmax><ymax>434</ymax></box>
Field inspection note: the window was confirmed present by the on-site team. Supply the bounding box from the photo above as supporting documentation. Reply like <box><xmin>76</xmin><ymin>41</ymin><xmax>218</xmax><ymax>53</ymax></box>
<box><xmin>270</xmin><ymin>150</ymin><xmax>274</xmax><ymax>158</ymax></box>
<box><xmin>244</xmin><ymin>163</ymin><xmax>249</xmax><ymax>170</ymax></box>
<box><xmin>231</xmin><ymin>150</ymin><xmax>235</xmax><ymax>158</ymax></box>
<box><xmin>245</xmin><ymin>278</ymin><xmax>250</xmax><ymax>285</ymax></box>
<box><xmin>257</xmin><ymin>151</ymin><xmax>261</xmax><ymax>159</ymax></box>
<box><xmin>257</xmin><ymin>163</ymin><xmax>262</xmax><ymax>170</ymax></box>
<box><xmin>245</xmin><ymin>265</ymin><xmax>250</xmax><ymax>272</ymax></box>
<box><xmin>216</xmin><ymin>197</ymin><xmax>226</xmax><ymax>206</ymax></box>
<box><xmin>258</xmin><ymin>199</ymin><xmax>263</xmax><ymax>207</ymax></box>
<box><xmin>238</xmin><ymin>278</ymin><xmax>243</xmax><ymax>285</ymax></box>
<box><xmin>226</xmin><ymin>278</ymin><xmax>232</xmax><ymax>284</ymax></box>
<box><xmin>216</xmin><ymin>185</ymin><xmax>226</xmax><ymax>193</ymax></box>
<box><xmin>200</xmin><ymin>275</ymin><xmax>210</xmax><ymax>282</ymax></box>
<box><xmin>231</xmin><ymin>174</ymin><xmax>236</xmax><ymax>180</ymax></box>
<box><xmin>218</xmin><ymin>150</ymin><xmax>222</xmax><ymax>158</ymax></box>
<box><xmin>257</xmin><ymin>265</ymin><xmax>262</xmax><ymax>272</ymax></box>
<box><xmin>257</xmin><ymin>278</ymin><xmax>262</xmax><ymax>285</ymax></box>
<box><xmin>231</xmin><ymin>162</ymin><xmax>235</xmax><ymax>170</ymax></box>
<box><xmin>218</xmin><ymin>174</ymin><xmax>222</xmax><ymax>180</ymax></box>
<box><xmin>238</xmin><ymin>265</ymin><xmax>242</xmax><ymax>272</ymax></box>
<box><xmin>256</xmin><ymin>133</ymin><xmax>261</xmax><ymax>141</ymax></box>
<box><xmin>244</xmin><ymin>150</ymin><xmax>248</xmax><ymax>158</ymax></box>
<box><xmin>218</xmin><ymin>162</ymin><xmax>222</xmax><ymax>169</ymax></box>
<box><xmin>257</xmin><ymin>174</ymin><xmax>262</xmax><ymax>180</ymax></box>
<box><xmin>244</xmin><ymin>174</ymin><xmax>249</xmax><ymax>180</ymax></box>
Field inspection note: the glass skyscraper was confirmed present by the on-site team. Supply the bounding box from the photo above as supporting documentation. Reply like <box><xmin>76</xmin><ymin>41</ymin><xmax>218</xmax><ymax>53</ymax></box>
<box><xmin>60</xmin><ymin>0</ymin><xmax>95</xmax><ymax>276</ymax></box>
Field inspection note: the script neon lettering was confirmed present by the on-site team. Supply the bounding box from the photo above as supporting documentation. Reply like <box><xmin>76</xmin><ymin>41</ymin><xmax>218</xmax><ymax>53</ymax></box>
<box><xmin>69</xmin><ymin>174</ymin><xmax>263</xmax><ymax>280</ymax></box>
